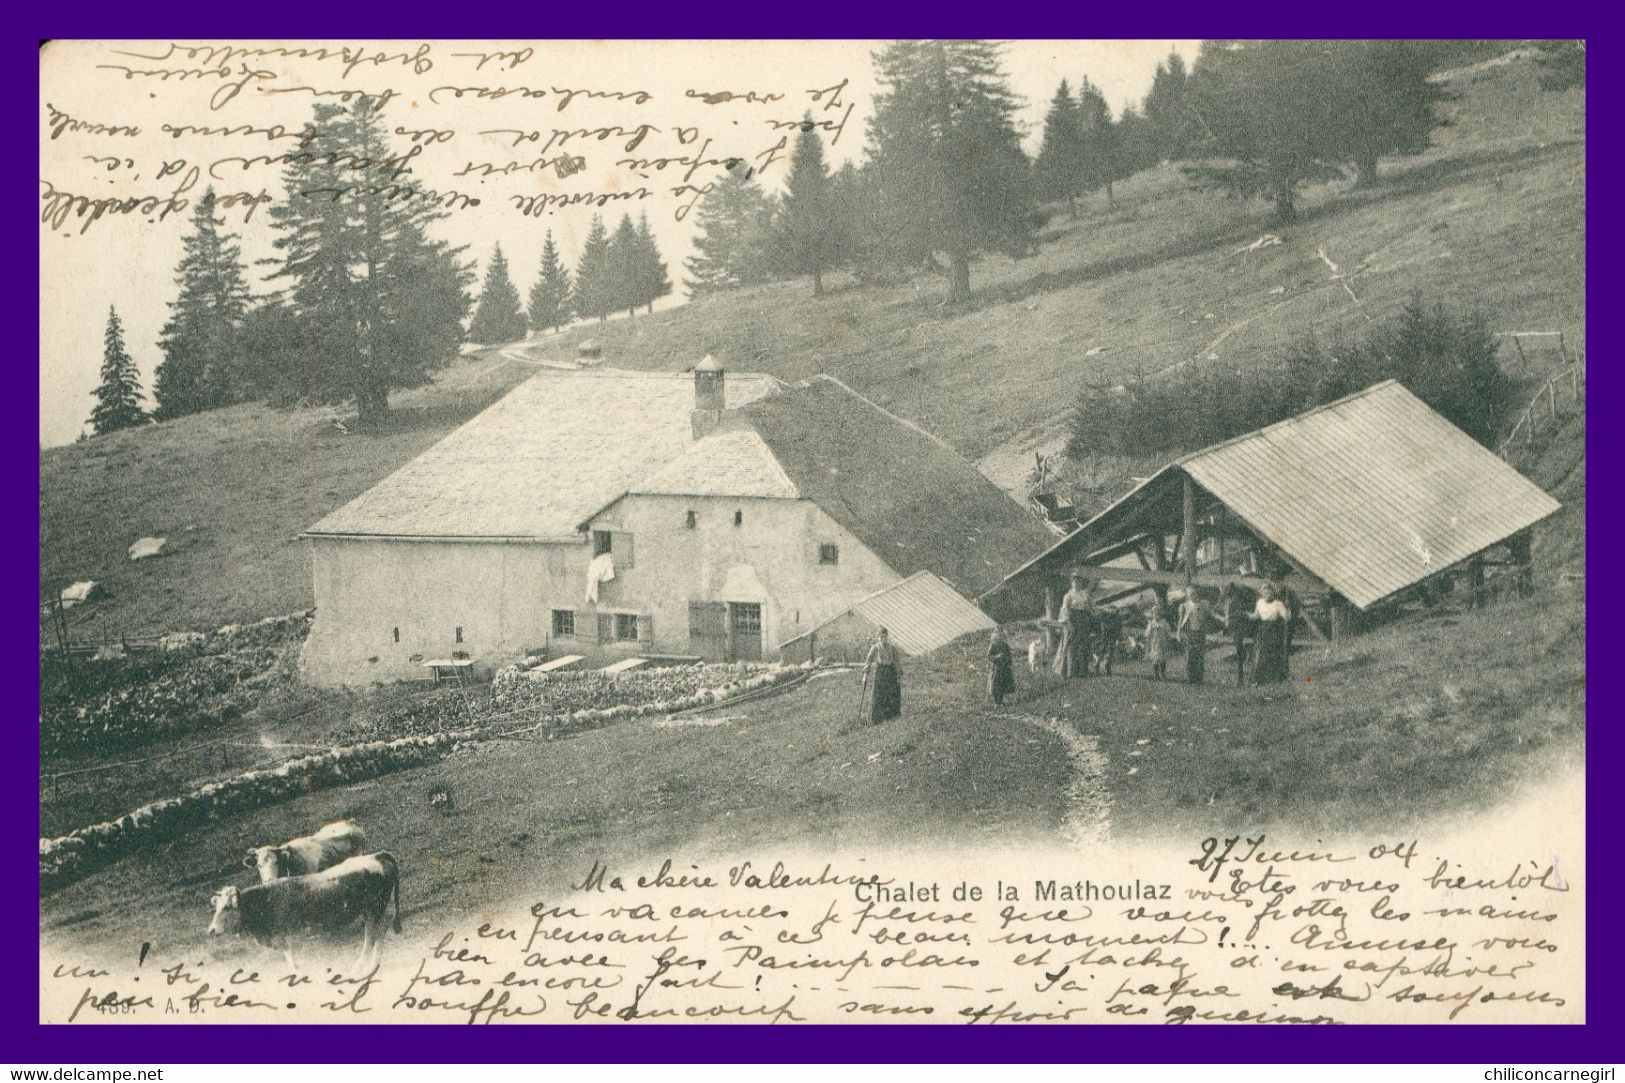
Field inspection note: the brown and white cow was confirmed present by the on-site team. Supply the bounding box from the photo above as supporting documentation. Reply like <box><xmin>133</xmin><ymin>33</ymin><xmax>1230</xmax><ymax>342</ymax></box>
<box><xmin>210</xmin><ymin>852</ymin><xmax>401</xmax><ymax>970</ymax></box>
<box><xmin>244</xmin><ymin>819</ymin><xmax>366</xmax><ymax>883</ymax></box>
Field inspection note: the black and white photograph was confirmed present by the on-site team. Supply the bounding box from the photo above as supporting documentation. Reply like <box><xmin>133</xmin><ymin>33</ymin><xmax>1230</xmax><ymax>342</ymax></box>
<box><xmin>38</xmin><ymin>38</ymin><xmax>1585</xmax><ymax>1026</ymax></box>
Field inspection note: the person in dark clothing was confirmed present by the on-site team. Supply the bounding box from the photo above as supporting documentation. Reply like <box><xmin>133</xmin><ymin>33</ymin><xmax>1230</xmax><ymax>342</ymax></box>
<box><xmin>1178</xmin><ymin>590</ymin><xmax>1211</xmax><ymax>685</ymax></box>
<box><xmin>988</xmin><ymin>627</ymin><xmax>1015</xmax><ymax>707</ymax></box>
<box><xmin>864</xmin><ymin>627</ymin><xmax>903</xmax><ymax>722</ymax></box>
<box><xmin>1223</xmin><ymin>583</ymin><xmax>1252</xmax><ymax>687</ymax></box>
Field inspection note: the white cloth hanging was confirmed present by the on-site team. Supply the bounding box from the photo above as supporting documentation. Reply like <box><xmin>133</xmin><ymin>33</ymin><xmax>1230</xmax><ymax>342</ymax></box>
<box><xmin>585</xmin><ymin>552</ymin><xmax>616</xmax><ymax>604</ymax></box>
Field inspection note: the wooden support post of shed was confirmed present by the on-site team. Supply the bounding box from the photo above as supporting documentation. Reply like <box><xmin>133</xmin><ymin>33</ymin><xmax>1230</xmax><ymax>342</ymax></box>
<box><xmin>1149</xmin><ymin>536</ymin><xmax>1169</xmax><ymax>609</ymax></box>
<box><xmin>1329</xmin><ymin>596</ymin><xmax>1348</xmax><ymax>642</ymax></box>
<box><xmin>1182</xmin><ymin>474</ymin><xmax>1198</xmax><ymax>589</ymax></box>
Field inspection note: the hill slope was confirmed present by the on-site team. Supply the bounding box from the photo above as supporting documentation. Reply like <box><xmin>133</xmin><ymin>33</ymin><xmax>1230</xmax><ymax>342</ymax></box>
<box><xmin>40</xmin><ymin>51</ymin><xmax>1584</xmax><ymax>638</ymax></box>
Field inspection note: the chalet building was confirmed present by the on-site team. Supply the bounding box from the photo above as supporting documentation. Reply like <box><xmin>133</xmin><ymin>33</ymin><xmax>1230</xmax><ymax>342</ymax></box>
<box><xmin>982</xmin><ymin>380</ymin><xmax>1562</xmax><ymax>638</ymax></box>
<box><xmin>302</xmin><ymin>360</ymin><xmax>1053</xmax><ymax>685</ymax></box>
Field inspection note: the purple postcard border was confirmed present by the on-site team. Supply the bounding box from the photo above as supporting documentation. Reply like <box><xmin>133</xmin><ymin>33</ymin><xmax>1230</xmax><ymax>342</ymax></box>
<box><xmin>15</xmin><ymin>6</ymin><xmax>1608</xmax><ymax>1063</ymax></box>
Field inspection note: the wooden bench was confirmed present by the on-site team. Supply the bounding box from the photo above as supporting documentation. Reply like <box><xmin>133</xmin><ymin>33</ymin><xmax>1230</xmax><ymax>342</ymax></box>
<box><xmin>422</xmin><ymin>658</ymin><xmax>475</xmax><ymax>686</ymax></box>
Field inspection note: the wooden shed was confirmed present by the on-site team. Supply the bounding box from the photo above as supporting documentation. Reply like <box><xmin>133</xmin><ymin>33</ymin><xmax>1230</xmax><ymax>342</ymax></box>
<box><xmin>982</xmin><ymin>381</ymin><xmax>1562</xmax><ymax>638</ymax></box>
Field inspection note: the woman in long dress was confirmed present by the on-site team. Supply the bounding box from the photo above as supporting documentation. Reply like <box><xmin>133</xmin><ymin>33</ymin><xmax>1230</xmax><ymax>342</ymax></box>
<box><xmin>1251</xmin><ymin>585</ymin><xmax>1292</xmax><ymax>684</ymax></box>
<box><xmin>1058</xmin><ymin>575</ymin><xmax>1094</xmax><ymax>679</ymax></box>
<box><xmin>864</xmin><ymin>627</ymin><xmax>903</xmax><ymax>722</ymax></box>
<box><xmin>988</xmin><ymin>627</ymin><xmax>1015</xmax><ymax>707</ymax></box>
<box><xmin>1145</xmin><ymin>606</ymin><xmax>1172</xmax><ymax>680</ymax></box>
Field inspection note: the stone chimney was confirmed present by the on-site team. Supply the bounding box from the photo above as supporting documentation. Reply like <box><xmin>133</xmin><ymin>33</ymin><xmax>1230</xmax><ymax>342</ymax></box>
<box><xmin>691</xmin><ymin>355</ymin><xmax>725</xmax><ymax>439</ymax></box>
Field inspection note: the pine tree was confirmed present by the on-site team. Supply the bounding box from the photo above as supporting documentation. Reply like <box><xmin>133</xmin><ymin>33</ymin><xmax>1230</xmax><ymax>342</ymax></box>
<box><xmin>573</xmin><ymin>215</ymin><xmax>615</xmax><ymax>324</ymax></box>
<box><xmin>865</xmin><ymin>40</ymin><xmax>1036</xmax><ymax>304</ymax></box>
<box><xmin>89</xmin><ymin>306</ymin><xmax>147</xmax><ymax>435</ymax></box>
<box><xmin>153</xmin><ymin>188</ymin><xmax>251</xmax><ymax>419</ymax></box>
<box><xmin>1143</xmin><ymin>52</ymin><xmax>1196</xmax><ymax>162</ymax></box>
<box><xmin>1326</xmin><ymin>41</ymin><xmax>1448</xmax><ymax>187</ymax></box>
<box><xmin>683</xmin><ymin>167</ymin><xmax>778</xmax><ymax>297</ymax></box>
<box><xmin>608</xmin><ymin>214</ymin><xmax>644</xmax><ymax>318</ymax></box>
<box><xmin>778</xmin><ymin>117</ymin><xmax>839</xmax><ymax>294</ymax></box>
<box><xmin>1035</xmin><ymin>80</ymin><xmax>1086</xmax><ymax>217</ymax></box>
<box><xmin>1182</xmin><ymin>41</ymin><xmax>1347</xmax><ymax>223</ymax></box>
<box><xmin>265</xmin><ymin>96</ymin><xmax>473</xmax><ymax>425</ymax></box>
<box><xmin>528</xmin><ymin>230</ymin><xmax>573</xmax><ymax>334</ymax></box>
<box><xmin>1075</xmin><ymin>77</ymin><xmax>1118</xmax><ymax>204</ymax></box>
<box><xmin>468</xmin><ymin>243</ymin><xmax>530</xmax><ymax>343</ymax></box>
<box><xmin>633</xmin><ymin>213</ymin><xmax>671</xmax><ymax>315</ymax></box>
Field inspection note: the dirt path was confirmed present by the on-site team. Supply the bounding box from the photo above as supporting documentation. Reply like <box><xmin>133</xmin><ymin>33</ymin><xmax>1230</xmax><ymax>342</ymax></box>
<box><xmin>991</xmin><ymin>710</ymin><xmax>1111</xmax><ymax>847</ymax></box>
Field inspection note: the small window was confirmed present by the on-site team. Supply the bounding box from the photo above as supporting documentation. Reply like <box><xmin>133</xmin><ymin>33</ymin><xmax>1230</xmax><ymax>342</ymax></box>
<box><xmin>392</xmin><ymin>627</ymin><xmax>400</xmax><ymax>643</ymax></box>
<box><xmin>733</xmin><ymin>509</ymin><xmax>743</xmax><ymax>527</ymax></box>
<box><xmin>614</xmin><ymin>613</ymin><xmax>639</xmax><ymax>641</ymax></box>
<box><xmin>552</xmin><ymin>610</ymin><xmax>575</xmax><ymax>637</ymax></box>
<box><xmin>685</xmin><ymin>510</ymin><xmax>697</xmax><ymax>529</ymax></box>
<box><xmin>818</xmin><ymin>543</ymin><xmax>840</xmax><ymax>565</ymax></box>
<box><xmin>455</xmin><ymin>626</ymin><xmax>463</xmax><ymax>644</ymax></box>
<box><xmin>593</xmin><ymin>530</ymin><xmax>613</xmax><ymax>556</ymax></box>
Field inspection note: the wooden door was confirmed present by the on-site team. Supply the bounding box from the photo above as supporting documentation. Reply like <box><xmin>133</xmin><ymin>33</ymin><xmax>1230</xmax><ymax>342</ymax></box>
<box><xmin>728</xmin><ymin>602</ymin><xmax>763</xmax><ymax>662</ymax></box>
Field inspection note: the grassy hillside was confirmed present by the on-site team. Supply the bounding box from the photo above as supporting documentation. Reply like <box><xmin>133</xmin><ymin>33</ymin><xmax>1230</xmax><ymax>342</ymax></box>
<box><xmin>40</xmin><ymin>50</ymin><xmax>1584</xmax><ymax>638</ymax></box>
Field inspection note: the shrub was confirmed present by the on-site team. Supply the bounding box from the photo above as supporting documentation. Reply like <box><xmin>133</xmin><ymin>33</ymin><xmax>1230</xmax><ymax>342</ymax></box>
<box><xmin>1067</xmin><ymin>297</ymin><xmax>1516</xmax><ymax>460</ymax></box>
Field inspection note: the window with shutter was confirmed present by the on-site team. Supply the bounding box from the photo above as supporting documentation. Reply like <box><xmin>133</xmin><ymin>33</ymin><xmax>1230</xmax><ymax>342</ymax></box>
<box><xmin>614</xmin><ymin>613</ymin><xmax>639</xmax><ymax>641</ymax></box>
<box><xmin>618</xmin><ymin>532</ymin><xmax>634</xmax><ymax>568</ymax></box>
<box><xmin>597</xmin><ymin>614</ymin><xmax>613</xmax><ymax>643</ymax></box>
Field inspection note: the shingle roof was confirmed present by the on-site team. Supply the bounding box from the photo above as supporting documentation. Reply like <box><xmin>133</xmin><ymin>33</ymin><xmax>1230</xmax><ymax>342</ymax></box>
<box><xmin>737</xmin><ymin>376</ymin><xmax>1057</xmax><ymax>598</ymax></box>
<box><xmin>991</xmin><ymin>381</ymin><xmax>1561</xmax><ymax>611</ymax></box>
<box><xmin>781</xmin><ymin>571</ymin><xmax>996</xmax><ymax>656</ymax></box>
<box><xmin>630</xmin><ymin>428</ymin><xmax>801</xmax><ymax>499</ymax></box>
<box><xmin>1177</xmin><ymin>380</ymin><xmax>1561</xmax><ymax>609</ymax></box>
<box><xmin>306</xmin><ymin>369</ymin><xmax>783</xmax><ymax>540</ymax></box>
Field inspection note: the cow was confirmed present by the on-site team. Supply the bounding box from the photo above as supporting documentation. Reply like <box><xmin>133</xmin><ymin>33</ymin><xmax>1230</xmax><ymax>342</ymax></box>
<box><xmin>245</xmin><ymin>819</ymin><xmax>366</xmax><ymax>883</ymax></box>
<box><xmin>210</xmin><ymin>852</ymin><xmax>401</xmax><ymax>970</ymax></box>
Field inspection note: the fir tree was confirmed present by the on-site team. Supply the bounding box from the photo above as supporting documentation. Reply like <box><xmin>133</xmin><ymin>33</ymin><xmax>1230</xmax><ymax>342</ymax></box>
<box><xmin>865</xmin><ymin>40</ymin><xmax>1036</xmax><ymax>304</ymax></box>
<box><xmin>608</xmin><ymin>214</ymin><xmax>644</xmax><ymax>318</ymax></box>
<box><xmin>1182</xmin><ymin>41</ymin><xmax>1347</xmax><ymax>223</ymax></box>
<box><xmin>153</xmin><ymin>188</ymin><xmax>250</xmax><ymax>419</ymax></box>
<box><xmin>1143</xmin><ymin>51</ymin><xmax>1196</xmax><ymax>162</ymax></box>
<box><xmin>1326</xmin><ymin>41</ymin><xmax>1448</xmax><ymax>187</ymax></box>
<box><xmin>633</xmin><ymin>213</ymin><xmax>671</xmax><ymax>314</ymax></box>
<box><xmin>1075</xmin><ymin>77</ymin><xmax>1118</xmax><ymax>204</ymax></box>
<box><xmin>528</xmin><ymin>230</ymin><xmax>573</xmax><ymax>334</ymax></box>
<box><xmin>1035</xmin><ymin>80</ymin><xmax>1086</xmax><ymax>217</ymax></box>
<box><xmin>468</xmin><ymin>243</ymin><xmax>530</xmax><ymax>343</ymax></box>
<box><xmin>265</xmin><ymin>97</ymin><xmax>473</xmax><ymax>425</ymax></box>
<box><xmin>573</xmin><ymin>215</ymin><xmax>615</xmax><ymax>324</ymax></box>
<box><xmin>778</xmin><ymin>116</ymin><xmax>839</xmax><ymax>294</ymax></box>
<box><xmin>683</xmin><ymin>167</ymin><xmax>778</xmax><ymax>297</ymax></box>
<box><xmin>89</xmin><ymin>306</ymin><xmax>147</xmax><ymax>435</ymax></box>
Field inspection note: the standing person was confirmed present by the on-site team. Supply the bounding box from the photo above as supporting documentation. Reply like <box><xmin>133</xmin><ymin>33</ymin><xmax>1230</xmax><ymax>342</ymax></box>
<box><xmin>1279</xmin><ymin>583</ymin><xmax>1301</xmax><ymax>678</ymax></box>
<box><xmin>1059</xmin><ymin>574</ymin><xmax>1095</xmax><ymax>679</ymax></box>
<box><xmin>1224</xmin><ymin>583</ymin><xmax>1252</xmax><ymax>687</ymax></box>
<box><xmin>988</xmin><ymin>627</ymin><xmax>1015</xmax><ymax>707</ymax></box>
<box><xmin>1145</xmin><ymin>605</ymin><xmax>1172</xmax><ymax>681</ymax></box>
<box><xmin>864</xmin><ymin>627</ymin><xmax>903</xmax><ymax>722</ymax></box>
<box><xmin>1251</xmin><ymin>585</ymin><xmax>1292</xmax><ymax>684</ymax></box>
<box><xmin>1178</xmin><ymin>590</ymin><xmax>1211</xmax><ymax>685</ymax></box>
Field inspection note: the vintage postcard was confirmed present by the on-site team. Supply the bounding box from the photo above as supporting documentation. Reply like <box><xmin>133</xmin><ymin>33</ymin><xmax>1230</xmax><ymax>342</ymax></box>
<box><xmin>38</xmin><ymin>39</ymin><xmax>1585</xmax><ymax>1025</ymax></box>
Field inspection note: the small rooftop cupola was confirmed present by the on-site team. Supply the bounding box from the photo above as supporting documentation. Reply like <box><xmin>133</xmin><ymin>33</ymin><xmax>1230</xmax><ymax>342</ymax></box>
<box><xmin>692</xmin><ymin>355</ymin><xmax>725</xmax><ymax>439</ymax></box>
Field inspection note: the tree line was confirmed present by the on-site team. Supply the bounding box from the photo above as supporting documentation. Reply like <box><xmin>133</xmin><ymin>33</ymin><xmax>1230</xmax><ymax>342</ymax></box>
<box><xmin>87</xmin><ymin>96</ymin><xmax>673</xmax><ymax>435</ymax></box>
<box><xmin>677</xmin><ymin>40</ymin><xmax>1579</xmax><ymax>310</ymax></box>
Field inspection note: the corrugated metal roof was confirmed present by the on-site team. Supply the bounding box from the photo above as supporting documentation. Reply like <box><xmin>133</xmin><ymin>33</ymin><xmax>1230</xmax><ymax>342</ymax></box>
<box><xmin>808</xmin><ymin>571</ymin><xmax>995</xmax><ymax>656</ymax></box>
<box><xmin>985</xmin><ymin>381</ymin><xmax>1562</xmax><ymax>614</ymax></box>
<box><xmin>1178</xmin><ymin>381</ymin><xmax>1561</xmax><ymax>609</ymax></box>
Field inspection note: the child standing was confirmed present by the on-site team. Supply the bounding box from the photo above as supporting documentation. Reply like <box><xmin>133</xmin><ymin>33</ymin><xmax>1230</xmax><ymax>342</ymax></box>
<box><xmin>1145</xmin><ymin>606</ymin><xmax>1172</xmax><ymax>681</ymax></box>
